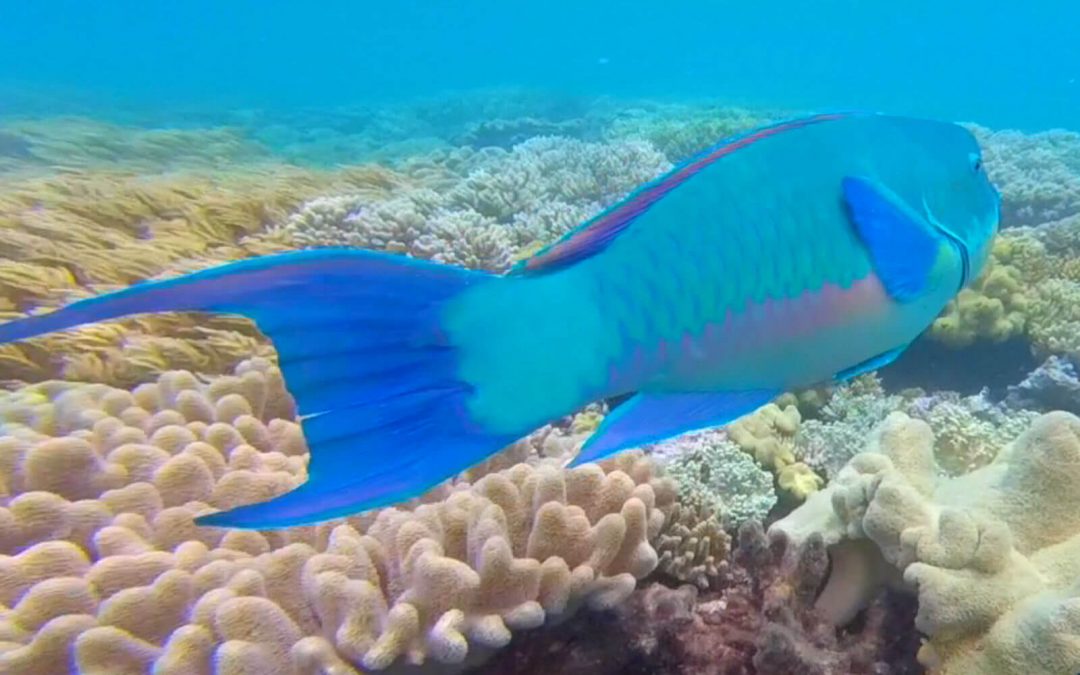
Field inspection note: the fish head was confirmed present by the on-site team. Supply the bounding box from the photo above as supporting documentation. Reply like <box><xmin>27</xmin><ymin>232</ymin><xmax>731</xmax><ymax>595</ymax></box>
<box><xmin>876</xmin><ymin>117</ymin><xmax>1002</xmax><ymax>288</ymax></box>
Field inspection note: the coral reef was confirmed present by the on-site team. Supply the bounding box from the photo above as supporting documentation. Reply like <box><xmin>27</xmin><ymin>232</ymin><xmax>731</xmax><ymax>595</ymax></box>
<box><xmin>929</xmin><ymin>256</ymin><xmax>1029</xmax><ymax>348</ymax></box>
<box><xmin>604</xmin><ymin>104</ymin><xmax>776</xmax><ymax>161</ymax></box>
<box><xmin>727</xmin><ymin>403</ymin><xmax>824</xmax><ymax>500</ymax></box>
<box><xmin>277</xmin><ymin>136</ymin><xmax>671</xmax><ymax>271</ymax></box>
<box><xmin>0</xmin><ymin>164</ymin><xmax>405</xmax><ymax>385</ymax></box>
<box><xmin>973</xmin><ymin>125</ymin><xmax>1080</xmax><ymax>228</ymax></box>
<box><xmin>653</xmin><ymin>429</ymin><xmax>778</xmax><ymax>529</ymax></box>
<box><xmin>772</xmin><ymin>411</ymin><xmax>1080</xmax><ymax>675</ymax></box>
<box><xmin>1005</xmin><ymin>354</ymin><xmax>1080</xmax><ymax>414</ymax></box>
<box><xmin>0</xmin><ymin>360</ymin><xmax>681</xmax><ymax>674</ymax></box>
<box><xmin>6</xmin><ymin>95</ymin><xmax>1080</xmax><ymax>675</ymax></box>
<box><xmin>478</xmin><ymin>522</ymin><xmax>921</xmax><ymax>674</ymax></box>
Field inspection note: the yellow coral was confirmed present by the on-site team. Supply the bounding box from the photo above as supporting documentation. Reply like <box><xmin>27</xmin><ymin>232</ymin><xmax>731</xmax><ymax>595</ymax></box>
<box><xmin>777</xmin><ymin>462</ymin><xmax>824</xmax><ymax>501</ymax></box>
<box><xmin>727</xmin><ymin>402</ymin><xmax>823</xmax><ymax>500</ymax></box>
<box><xmin>931</xmin><ymin>258</ymin><xmax>1029</xmax><ymax>347</ymax></box>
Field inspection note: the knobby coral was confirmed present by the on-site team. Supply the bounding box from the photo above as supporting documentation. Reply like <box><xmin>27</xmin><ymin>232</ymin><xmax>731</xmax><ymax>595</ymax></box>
<box><xmin>727</xmin><ymin>402</ymin><xmax>824</xmax><ymax>500</ymax></box>
<box><xmin>0</xmin><ymin>360</ymin><xmax>683</xmax><ymax>674</ymax></box>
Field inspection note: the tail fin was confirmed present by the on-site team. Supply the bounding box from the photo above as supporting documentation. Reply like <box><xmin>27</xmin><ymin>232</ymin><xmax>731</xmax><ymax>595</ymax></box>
<box><xmin>0</xmin><ymin>249</ymin><xmax>522</xmax><ymax>528</ymax></box>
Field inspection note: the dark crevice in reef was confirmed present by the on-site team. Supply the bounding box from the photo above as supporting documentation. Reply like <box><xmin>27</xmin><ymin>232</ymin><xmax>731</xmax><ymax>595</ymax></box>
<box><xmin>882</xmin><ymin>335</ymin><xmax>1038</xmax><ymax>398</ymax></box>
<box><xmin>606</xmin><ymin>336</ymin><xmax>1039</xmax><ymax>410</ymax></box>
<box><xmin>471</xmin><ymin>524</ymin><xmax>923</xmax><ymax>675</ymax></box>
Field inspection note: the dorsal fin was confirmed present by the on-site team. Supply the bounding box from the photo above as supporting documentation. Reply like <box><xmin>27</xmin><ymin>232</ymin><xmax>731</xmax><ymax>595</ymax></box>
<box><xmin>511</xmin><ymin>112</ymin><xmax>854</xmax><ymax>276</ymax></box>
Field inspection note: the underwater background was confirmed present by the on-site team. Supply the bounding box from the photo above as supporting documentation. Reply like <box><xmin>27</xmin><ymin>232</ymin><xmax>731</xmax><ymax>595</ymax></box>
<box><xmin>2</xmin><ymin>2</ymin><xmax>1080</xmax><ymax>674</ymax></box>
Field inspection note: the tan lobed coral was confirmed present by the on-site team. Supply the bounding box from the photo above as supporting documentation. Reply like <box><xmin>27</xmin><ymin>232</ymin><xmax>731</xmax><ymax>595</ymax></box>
<box><xmin>0</xmin><ymin>359</ymin><xmax>679</xmax><ymax>674</ymax></box>
<box><xmin>771</xmin><ymin>410</ymin><xmax>1080</xmax><ymax>675</ymax></box>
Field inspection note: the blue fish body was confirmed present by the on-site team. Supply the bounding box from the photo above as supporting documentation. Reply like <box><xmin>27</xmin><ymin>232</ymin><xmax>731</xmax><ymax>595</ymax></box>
<box><xmin>0</xmin><ymin>112</ymin><xmax>1001</xmax><ymax>528</ymax></box>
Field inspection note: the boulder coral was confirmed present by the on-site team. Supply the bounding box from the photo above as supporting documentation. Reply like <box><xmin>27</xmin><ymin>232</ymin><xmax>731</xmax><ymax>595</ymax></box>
<box><xmin>771</xmin><ymin>410</ymin><xmax>1080</xmax><ymax>675</ymax></box>
<box><xmin>0</xmin><ymin>359</ymin><xmax>681</xmax><ymax>674</ymax></box>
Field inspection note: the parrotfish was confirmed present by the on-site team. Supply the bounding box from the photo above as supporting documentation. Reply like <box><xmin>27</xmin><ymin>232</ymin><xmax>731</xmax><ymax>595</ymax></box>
<box><xmin>0</xmin><ymin>112</ymin><xmax>1001</xmax><ymax>529</ymax></box>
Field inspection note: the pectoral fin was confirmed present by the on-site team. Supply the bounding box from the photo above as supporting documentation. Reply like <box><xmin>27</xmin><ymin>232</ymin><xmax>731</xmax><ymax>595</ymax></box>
<box><xmin>842</xmin><ymin>176</ymin><xmax>946</xmax><ymax>302</ymax></box>
<box><xmin>568</xmin><ymin>389</ymin><xmax>778</xmax><ymax>466</ymax></box>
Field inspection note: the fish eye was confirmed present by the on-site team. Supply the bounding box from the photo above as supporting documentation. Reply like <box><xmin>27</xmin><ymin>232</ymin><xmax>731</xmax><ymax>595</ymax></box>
<box><xmin>969</xmin><ymin>152</ymin><xmax>983</xmax><ymax>173</ymax></box>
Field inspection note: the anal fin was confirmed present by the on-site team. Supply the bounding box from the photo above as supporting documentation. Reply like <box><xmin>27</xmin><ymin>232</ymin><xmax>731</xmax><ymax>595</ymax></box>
<box><xmin>568</xmin><ymin>389</ymin><xmax>778</xmax><ymax>466</ymax></box>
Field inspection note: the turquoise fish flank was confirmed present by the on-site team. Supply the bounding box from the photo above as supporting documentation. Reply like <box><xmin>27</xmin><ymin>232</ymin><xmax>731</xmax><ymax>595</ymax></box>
<box><xmin>0</xmin><ymin>112</ymin><xmax>1002</xmax><ymax>528</ymax></box>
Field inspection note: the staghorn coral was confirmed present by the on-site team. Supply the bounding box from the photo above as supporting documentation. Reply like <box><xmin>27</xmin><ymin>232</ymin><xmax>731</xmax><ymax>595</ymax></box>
<box><xmin>454</xmin><ymin>117</ymin><xmax>594</xmax><ymax>150</ymax></box>
<box><xmin>772</xmin><ymin>410</ymin><xmax>1080</xmax><ymax>675</ymax></box>
<box><xmin>0</xmin><ymin>117</ymin><xmax>274</xmax><ymax>175</ymax></box>
<box><xmin>0</xmin><ymin>360</ymin><xmax>679</xmax><ymax>674</ymax></box>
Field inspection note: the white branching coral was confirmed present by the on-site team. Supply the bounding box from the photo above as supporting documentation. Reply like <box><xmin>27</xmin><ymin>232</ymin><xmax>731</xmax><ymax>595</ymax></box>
<box><xmin>275</xmin><ymin>137</ymin><xmax>671</xmax><ymax>272</ymax></box>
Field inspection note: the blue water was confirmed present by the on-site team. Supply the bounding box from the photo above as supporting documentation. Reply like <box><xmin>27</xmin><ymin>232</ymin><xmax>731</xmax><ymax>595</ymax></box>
<box><xmin>3</xmin><ymin>0</ymin><xmax>1077</xmax><ymax>131</ymax></box>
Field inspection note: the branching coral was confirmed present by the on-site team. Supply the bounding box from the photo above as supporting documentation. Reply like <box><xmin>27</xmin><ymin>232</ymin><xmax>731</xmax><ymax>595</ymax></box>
<box><xmin>0</xmin><ymin>117</ymin><xmax>274</xmax><ymax>174</ymax></box>
<box><xmin>772</xmin><ymin>411</ymin><xmax>1080</xmax><ymax>675</ymax></box>
<box><xmin>905</xmin><ymin>391</ymin><xmax>1038</xmax><ymax>476</ymax></box>
<box><xmin>973</xmin><ymin>124</ymin><xmax>1080</xmax><ymax>228</ymax></box>
<box><xmin>0</xmin><ymin>360</ymin><xmax>679</xmax><ymax>674</ymax></box>
<box><xmin>650</xmin><ymin>429</ymin><xmax>778</xmax><ymax>529</ymax></box>
<box><xmin>276</xmin><ymin>136</ymin><xmax>671</xmax><ymax>272</ymax></box>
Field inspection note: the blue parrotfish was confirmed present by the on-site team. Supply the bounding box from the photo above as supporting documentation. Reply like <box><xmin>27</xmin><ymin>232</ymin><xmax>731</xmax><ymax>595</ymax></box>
<box><xmin>0</xmin><ymin>112</ymin><xmax>1001</xmax><ymax>529</ymax></box>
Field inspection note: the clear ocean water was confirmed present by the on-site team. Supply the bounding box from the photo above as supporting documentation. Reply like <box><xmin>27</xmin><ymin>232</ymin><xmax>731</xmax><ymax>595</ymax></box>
<box><xmin>1</xmin><ymin>4</ymin><xmax>1080</xmax><ymax>675</ymax></box>
<box><xmin>3</xmin><ymin>1</ymin><xmax>1078</xmax><ymax>129</ymax></box>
